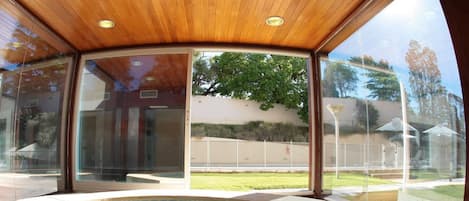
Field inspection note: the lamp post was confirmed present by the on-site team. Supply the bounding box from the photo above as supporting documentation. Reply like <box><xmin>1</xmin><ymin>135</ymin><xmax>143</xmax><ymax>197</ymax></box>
<box><xmin>327</xmin><ymin>104</ymin><xmax>344</xmax><ymax>179</ymax></box>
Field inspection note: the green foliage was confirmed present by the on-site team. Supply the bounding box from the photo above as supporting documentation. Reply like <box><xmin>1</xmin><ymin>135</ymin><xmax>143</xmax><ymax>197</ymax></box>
<box><xmin>192</xmin><ymin>52</ymin><xmax>309</xmax><ymax>123</ymax></box>
<box><xmin>355</xmin><ymin>99</ymin><xmax>379</xmax><ymax>130</ymax></box>
<box><xmin>322</xmin><ymin>61</ymin><xmax>358</xmax><ymax>98</ymax></box>
<box><xmin>349</xmin><ymin>55</ymin><xmax>400</xmax><ymax>101</ymax></box>
<box><xmin>192</xmin><ymin>56</ymin><xmax>218</xmax><ymax>96</ymax></box>
<box><xmin>191</xmin><ymin>122</ymin><xmax>309</xmax><ymax>142</ymax></box>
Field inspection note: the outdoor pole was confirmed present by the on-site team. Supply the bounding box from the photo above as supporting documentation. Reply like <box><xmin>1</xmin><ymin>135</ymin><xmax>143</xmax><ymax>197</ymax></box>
<box><xmin>366</xmin><ymin>99</ymin><xmax>370</xmax><ymax>171</ymax></box>
<box><xmin>236</xmin><ymin>140</ymin><xmax>239</xmax><ymax>168</ymax></box>
<box><xmin>400</xmin><ymin>81</ymin><xmax>410</xmax><ymax>190</ymax></box>
<box><xmin>264</xmin><ymin>139</ymin><xmax>267</xmax><ymax>168</ymax></box>
<box><xmin>335</xmin><ymin>116</ymin><xmax>339</xmax><ymax>179</ymax></box>
<box><xmin>381</xmin><ymin>144</ymin><xmax>385</xmax><ymax>169</ymax></box>
<box><xmin>327</xmin><ymin>104</ymin><xmax>343</xmax><ymax>179</ymax></box>
<box><xmin>206</xmin><ymin>138</ymin><xmax>210</xmax><ymax>169</ymax></box>
<box><xmin>290</xmin><ymin>140</ymin><xmax>293</xmax><ymax>170</ymax></box>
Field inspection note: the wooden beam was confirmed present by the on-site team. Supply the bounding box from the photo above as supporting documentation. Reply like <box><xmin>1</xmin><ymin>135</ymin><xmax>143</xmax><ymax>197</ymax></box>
<box><xmin>439</xmin><ymin>1</ymin><xmax>469</xmax><ymax>200</ymax></box>
<box><xmin>309</xmin><ymin>51</ymin><xmax>324</xmax><ymax>198</ymax></box>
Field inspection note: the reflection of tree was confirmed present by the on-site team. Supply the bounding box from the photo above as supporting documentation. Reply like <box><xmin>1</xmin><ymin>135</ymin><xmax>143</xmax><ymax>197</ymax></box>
<box><xmin>350</xmin><ymin>55</ymin><xmax>400</xmax><ymax>101</ymax></box>
<box><xmin>322</xmin><ymin>61</ymin><xmax>358</xmax><ymax>98</ymax></box>
<box><xmin>405</xmin><ymin>40</ymin><xmax>450</xmax><ymax>124</ymax></box>
<box><xmin>4</xmin><ymin>25</ymin><xmax>56</xmax><ymax>64</ymax></box>
<box><xmin>355</xmin><ymin>99</ymin><xmax>379</xmax><ymax>130</ymax></box>
<box><xmin>192</xmin><ymin>52</ymin><xmax>309</xmax><ymax>123</ymax></box>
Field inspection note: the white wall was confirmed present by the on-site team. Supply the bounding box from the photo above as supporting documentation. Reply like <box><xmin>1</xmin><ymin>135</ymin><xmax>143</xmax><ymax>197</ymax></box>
<box><xmin>192</xmin><ymin>96</ymin><xmax>402</xmax><ymax>127</ymax></box>
<box><xmin>322</xmin><ymin>98</ymin><xmax>402</xmax><ymax>127</ymax></box>
<box><xmin>191</xmin><ymin>95</ymin><xmax>306</xmax><ymax>126</ymax></box>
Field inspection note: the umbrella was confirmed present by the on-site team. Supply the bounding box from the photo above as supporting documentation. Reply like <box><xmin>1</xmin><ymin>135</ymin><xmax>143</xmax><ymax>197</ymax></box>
<box><xmin>376</xmin><ymin>118</ymin><xmax>417</xmax><ymax>132</ymax></box>
<box><xmin>423</xmin><ymin>124</ymin><xmax>458</xmax><ymax>137</ymax></box>
<box><xmin>16</xmin><ymin>142</ymin><xmax>56</xmax><ymax>161</ymax></box>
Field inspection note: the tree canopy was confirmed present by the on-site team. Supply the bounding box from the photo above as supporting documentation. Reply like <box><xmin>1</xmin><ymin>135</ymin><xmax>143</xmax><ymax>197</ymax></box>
<box><xmin>405</xmin><ymin>40</ymin><xmax>450</xmax><ymax>124</ymax></box>
<box><xmin>349</xmin><ymin>55</ymin><xmax>400</xmax><ymax>101</ymax></box>
<box><xmin>192</xmin><ymin>52</ymin><xmax>309</xmax><ymax>123</ymax></box>
<box><xmin>322</xmin><ymin>61</ymin><xmax>358</xmax><ymax>98</ymax></box>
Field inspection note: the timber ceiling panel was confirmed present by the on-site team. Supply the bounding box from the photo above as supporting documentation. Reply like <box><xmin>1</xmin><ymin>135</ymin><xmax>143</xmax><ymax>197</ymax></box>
<box><xmin>18</xmin><ymin>0</ymin><xmax>367</xmax><ymax>51</ymax></box>
<box><xmin>93</xmin><ymin>54</ymin><xmax>188</xmax><ymax>91</ymax></box>
<box><xmin>0</xmin><ymin>1</ymin><xmax>73</xmax><ymax>66</ymax></box>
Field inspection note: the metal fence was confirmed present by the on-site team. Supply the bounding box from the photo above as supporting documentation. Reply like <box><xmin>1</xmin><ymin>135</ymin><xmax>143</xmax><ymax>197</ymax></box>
<box><xmin>191</xmin><ymin>140</ymin><xmax>403</xmax><ymax>171</ymax></box>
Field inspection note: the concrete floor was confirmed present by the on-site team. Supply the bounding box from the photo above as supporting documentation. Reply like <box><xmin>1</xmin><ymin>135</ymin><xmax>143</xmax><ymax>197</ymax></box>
<box><xmin>17</xmin><ymin>189</ymin><xmax>321</xmax><ymax>201</ymax></box>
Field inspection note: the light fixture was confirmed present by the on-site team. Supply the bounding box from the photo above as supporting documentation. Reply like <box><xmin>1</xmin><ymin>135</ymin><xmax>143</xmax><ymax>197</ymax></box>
<box><xmin>131</xmin><ymin>60</ymin><xmax>142</xmax><ymax>66</ymax></box>
<box><xmin>11</xmin><ymin>42</ymin><xmax>22</xmax><ymax>48</ymax></box>
<box><xmin>265</xmin><ymin>16</ymin><xmax>284</xmax><ymax>27</ymax></box>
<box><xmin>145</xmin><ymin>76</ymin><xmax>155</xmax><ymax>81</ymax></box>
<box><xmin>98</xmin><ymin>19</ymin><xmax>115</xmax><ymax>29</ymax></box>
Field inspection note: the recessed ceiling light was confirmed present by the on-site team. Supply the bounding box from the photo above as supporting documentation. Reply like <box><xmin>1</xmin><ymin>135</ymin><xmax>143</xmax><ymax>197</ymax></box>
<box><xmin>265</xmin><ymin>16</ymin><xmax>284</xmax><ymax>27</ymax></box>
<box><xmin>145</xmin><ymin>76</ymin><xmax>155</xmax><ymax>81</ymax></box>
<box><xmin>11</xmin><ymin>42</ymin><xmax>22</xmax><ymax>48</ymax></box>
<box><xmin>98</xmin><ymin>19</ymin><xmax>115</xmax><ymax>29</ymax></box>
<box><xmin>131</xmin><ymin>60</ymin><xmax>142</xmax><ymax>66</ymax></box>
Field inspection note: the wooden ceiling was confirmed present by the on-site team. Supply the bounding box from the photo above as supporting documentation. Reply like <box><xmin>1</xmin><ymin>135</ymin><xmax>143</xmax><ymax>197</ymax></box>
<box><xmin>93</xmin><ymin>54</ymin><xmax>188</xmax><ymax>91</ymax></box>
<box><xmin>17</xmin><ymin>0</ymin><xmax>389</xmax><ymax>52</ymax></box>
<box><xmin>0</xmin><ymin>1</ymin><xmax>73</xmax><ymax>65</ymax></box>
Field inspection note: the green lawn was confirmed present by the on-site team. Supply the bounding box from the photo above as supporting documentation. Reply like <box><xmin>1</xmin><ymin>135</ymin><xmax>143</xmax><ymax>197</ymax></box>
<box><xmin>191</xmin><ymin>172</ymin><xmax>394</xmax><ymax>191</ymax></box>
<box><xmin>323</xmin><ymin>172</ymin><xmax>395</xmax><ymax>188</ymax></box>
<box><xmin>408</xmin><ymin>185</ymin><xmax>464</xmax><ymax>201</ymax></box>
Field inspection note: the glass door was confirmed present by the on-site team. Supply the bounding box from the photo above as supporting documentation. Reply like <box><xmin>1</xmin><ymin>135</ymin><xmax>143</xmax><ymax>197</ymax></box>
<box><xmin>73</xmin><ymin>49</ymin><xmax>191</xmax><ymax>191</ymax></box>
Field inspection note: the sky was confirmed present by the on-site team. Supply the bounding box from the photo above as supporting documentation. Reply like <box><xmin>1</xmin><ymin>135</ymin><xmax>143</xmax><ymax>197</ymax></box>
<box><xmin>328</xmin><ymin>0</ymin><xmax>462</xmax><ymax>97</ymax></box>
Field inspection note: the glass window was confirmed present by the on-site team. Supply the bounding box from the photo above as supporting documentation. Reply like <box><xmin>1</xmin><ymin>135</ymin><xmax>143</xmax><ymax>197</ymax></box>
<box><xmin>0</xmin><ymin>1</ymin><xmax>73</xmax><ymax>200</ymax></box>
<box><xmin>75</xmin><ymin>54</ymin><xmax>189</xmax><ymax>188</ymax></box>
<box><xmin>321</xmin><ymin>0</ymin><xmax>465</xmax><ymax>200</ymax></box>
<box><xmin>190</xmin><ymin>51</ymin><xmax>310</xmax><ymax>191</ymax></box>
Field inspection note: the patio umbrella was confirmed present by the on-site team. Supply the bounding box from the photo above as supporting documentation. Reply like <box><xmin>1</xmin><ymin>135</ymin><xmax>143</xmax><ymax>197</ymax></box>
<box><xmin>424</xmin><ymin>124</ymin><xmax>459</xmax><ymax>177</ymax></box>
<box><xmin>16</xmin><ymin>142</ymin><xmax>56</xmax><ymax>161</ymax></box>
<box><xmin>376</xmin><ymin>118</ymin><xmax>418</xmax><ymax>144</ymax></box>
<box><xmin>376</xmin><ymin>117</ymin><xmax>417</xmax><ymax>132</ymax></box>
<box><xmin>423</xmin><ymin>124</ymin><xmax>458</xmax><ymax>137</ymax></box>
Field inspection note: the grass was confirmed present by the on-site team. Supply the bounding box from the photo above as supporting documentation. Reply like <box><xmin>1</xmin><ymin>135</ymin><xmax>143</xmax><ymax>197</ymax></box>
<box><xmin>191</xmin><ymin>172</ymin><xmax>394</xmax><ymax>191</ymax></box>
<box><xmin>323</xmin><ymin>172</ymin><xmax>395</xmax><ymax>189</ymax></box>
<box><xmin>408</xmin><ymin>185</ymin><xmax>464</xmax><ymax>201</ymax></box>
<box><xmin>191</xmin><ymin>172</ymin><xmax>307</xmax><ymax>191</ymax></box>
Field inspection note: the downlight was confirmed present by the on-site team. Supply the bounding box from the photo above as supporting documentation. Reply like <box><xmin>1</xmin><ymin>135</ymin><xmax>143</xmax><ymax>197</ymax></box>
<box><xmin>265</xmin><ymin>16</ymin><xmax>284</xmax><ymax>27</ymax></box>
<box><xmin>98</xmin><ymin>19</ymin><xmax>115</xmax><ymax>29</ymax></box>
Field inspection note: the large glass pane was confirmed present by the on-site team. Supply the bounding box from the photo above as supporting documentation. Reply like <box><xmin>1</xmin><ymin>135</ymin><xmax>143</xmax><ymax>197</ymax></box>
<box><xmin>190</xmin><ymin>52</ymin><xmax>310</xmax><ymax>191</ymax></box>
<box><xmin>76</xmin><ymin>54</ymin><xmax>188</xmax><ymax>187</ymax></box>
<box><xmin>321</xmin><ymin>0</ymin><xmax>465</xmax><ymax>200</ymax></box>
<box><xmin>0</xmin><ymin>1</ymin><xmax>73</xmax><ymax>200</ymax></box>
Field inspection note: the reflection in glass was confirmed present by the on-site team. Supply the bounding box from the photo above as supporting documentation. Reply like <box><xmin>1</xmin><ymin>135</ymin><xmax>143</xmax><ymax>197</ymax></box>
<box><xmin>321</xmin><ymin>0</ymin><xmax>465</xmax><ymax>200</ymax></box>
<box><xmin>0</xmin><ymin>1</ymin><xmax>72</xmax><ymax>200</ymax></box>
<box><xmin>0</xmin><ymin>62</ymin><xmax>69</xmax><ymax>200</ymax></box>
<box><xmin>76</xmin><ymin>54</ymin><xmax>188</xmax><ymax>186</ymax></box>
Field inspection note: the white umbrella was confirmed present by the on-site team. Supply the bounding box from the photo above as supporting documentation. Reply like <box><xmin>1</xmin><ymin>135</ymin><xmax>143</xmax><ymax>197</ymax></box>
<box><xmin>16</xmin><ymin>142</ymin><xmax>56</xmax><ymax>161</ymax></box>
<box><xmin>423</xmin><ymin>124</ymin><xmax>458</xmax><ymax>137</ymax></box>
<box><xmin>376</xmin><ymin>118</ymin><xmax>417</xmax><ymax>132</ymax></box>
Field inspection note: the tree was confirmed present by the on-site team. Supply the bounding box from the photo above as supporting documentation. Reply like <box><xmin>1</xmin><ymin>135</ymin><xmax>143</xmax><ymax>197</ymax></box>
<box><xmin>349</xmin><ymin>55</ymin><xmax>400</xmax><ymax>101</ymax></box>
<box><xmin>192</xmin><ymin>52</ymin><xmax>309</xmax><ymax>123</ymax></box>
<box><xmin>355</xmin><ymin>99</ymin><xmax>379</xmax><ymax>130</ymax></box>
<box><xmin>405</xmin><ymin>40</ymin><xmax>449</xmax><ymax>123</ymax></box>
<box><xmin>192</xmin><ymin>54</ymin><xmax>218</xmax><ymax>95</ymax></box>
<box><xmin>322</xmin><ymin>61</ymin><xmax>358</xmax><ymax>98</ymax></box>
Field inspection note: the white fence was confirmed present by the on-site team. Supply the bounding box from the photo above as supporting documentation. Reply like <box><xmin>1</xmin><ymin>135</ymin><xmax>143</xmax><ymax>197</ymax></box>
<box><xmin>191</xmin><ymin>140</ymin><xmax>404</xmax><ymax>171</ymax></box>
